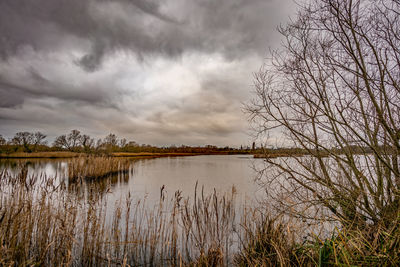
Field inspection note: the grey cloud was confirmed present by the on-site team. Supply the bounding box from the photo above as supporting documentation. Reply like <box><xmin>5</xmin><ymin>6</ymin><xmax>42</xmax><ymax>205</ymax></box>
<box><xmin>0</xmin><ymin>0</ymin><xmax>294</xmax><ymax>70</ymax></box>
<box><xmin>0</xmin><ymin>87</ymin><xmax>25</xmax><ymax>108</ymax></box>
<box><xmin>0</xmin><ymin>76</ymin><xmax>35</xmax><ymax>107</ymax></box>
<box><xmin>0</xmin><ymin>66</ymin><xmax>119</xmax><ymax>108</ymax></box>
<box><xmin>142</xmin><ymin>74</ymin><xmax>248</xmax><ymax>139</ymax></box>
<box><xmin>121</xmin><ymin>0</ymin><xmax>178</xmax><ymax>23</ymax></box>
<box><xmin>76</xmin><ymin>40</ymin><xmax>107</xmax><ymax>72</ymax></box>
<box><xmin>0</xmin><ymin>0</ymin><xmax>298</xmax><ymax>146</ymax></box>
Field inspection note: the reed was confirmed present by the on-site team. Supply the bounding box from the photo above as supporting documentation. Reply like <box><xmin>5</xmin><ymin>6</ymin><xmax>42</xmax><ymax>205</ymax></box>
<box><xmin>67</xmin><ymin>156</ymin><xmax>131</xmax><ymax>182</ymax></box>
<box><xmin>0</xmin><ymin>151</ymin><xmax>81</xmax><ymax>158</ymax></box>
<box><xmin>0</xmin><ymin>168</ymin><xmax>237</xmax><ymax>266</ymax></box>
<box><xmin>234</xmin><ymin>208</ymin><xmax>400</xmax><ymax>266</ymax></box>
<box><xmin>1</xmin><ymin>164</ymin><xmax>399</xmax><ymax>266</ymax></box>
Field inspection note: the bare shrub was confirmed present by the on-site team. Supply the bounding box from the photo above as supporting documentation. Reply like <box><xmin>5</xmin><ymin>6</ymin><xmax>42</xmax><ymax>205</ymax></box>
<box><xmin>246</xmin><ymin>0</ymin><xmax>400</xmax><ymax>229</ymax></box>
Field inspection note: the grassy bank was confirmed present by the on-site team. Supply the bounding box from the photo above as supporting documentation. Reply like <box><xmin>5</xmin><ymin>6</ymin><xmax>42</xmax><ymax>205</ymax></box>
<box><xmin>0</xmin><ymin>151</ymin><xmax>82</xmax><ymax>158</ymax></box>
<box><xmin>0</xmin><ymin>151</ymin><xmax>235</xmax><ymax>159</ymax></box>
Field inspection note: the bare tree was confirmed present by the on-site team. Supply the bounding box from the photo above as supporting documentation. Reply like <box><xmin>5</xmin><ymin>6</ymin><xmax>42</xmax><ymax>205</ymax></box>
<box><xmin>53</xmin><ymin>134</ymin><xmax>69</xmax><ymax>150</ymax></box>
<box><xmin>12</xmin><ymin>132</ymin><xmax>34</xmax><ymax>152</ymax></box>
<box><xmin>96</xmin><ymin>138</ymin><xmax>103</xmax><ymax>150</ymax></box>
<box><xmin>102</xmin><ymin>133</ymin><xmax>118</xmax><ymax>152</ymax></box>
<box><xmin>53</xmin><ymin>130</ymin><xmax>82</xmax><ymax>151</ymax></box>
<box><xmin>128</xmin><ymin>141</ymin><xmax>138</xmax><ymax>147</ymax></box>
<box><xmin>104</xmin><ymin>133</ymin><xmax>118</xmax><ymax>147</ymax></box>
<box><xmin>67</xmin><ymin>129</ymin><xmax>81</xmax><ymax>150</ymax></box>
<box><xmin>80</xmin><ymin>134</ymin><xmax>94</xmax><ymax>152</ymax></box>
<box><xmin>33</xmin><ymin>131</ymin><xmax>47</xmax><ymax>151</ymax></box>
<box><xmin>247</xmin><ymin>0</ymin><xmax>400</xmax><ymax>228</ymax></box>
<box><xmin>119</xmin><ymin>138</ymin><xmax>127</xmax><ymax>148</ymax></box>
<box><xmin>0</xmin><ymin>135</ymin><xmax>5</xmax><ymax>145</ymax></box>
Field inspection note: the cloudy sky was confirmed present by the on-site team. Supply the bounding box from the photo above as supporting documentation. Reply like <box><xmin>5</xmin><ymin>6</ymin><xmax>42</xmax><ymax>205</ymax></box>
<box><xmin>0</xmin><ymin>0</ymin><xmax>298</xmax><ymax>146</ymax></box>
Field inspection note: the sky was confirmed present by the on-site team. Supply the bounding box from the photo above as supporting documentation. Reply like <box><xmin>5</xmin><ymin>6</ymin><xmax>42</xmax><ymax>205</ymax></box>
<box><xmin>0</xmin><ymin>0</ymin><xmax>298</xmax><ymax>147</ymax></box>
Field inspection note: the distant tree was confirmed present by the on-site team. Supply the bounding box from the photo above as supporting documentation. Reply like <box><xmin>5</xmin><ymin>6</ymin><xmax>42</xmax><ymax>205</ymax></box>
<box><xmin>104</xmin><ymin>133</ymin><xmax>118</xmax><ymax>147</ymax></box>
<box><xmin>128</xmin><ymin>141</ymin><xmax>138</xmax><ymax>147</ymax></box>
<box><xmin>101</xmin><ymin>133</ymin><xmax>118</xmax><ymax>153</ymax></box>
<box><xmin>12</xmin><ymin>132</ymin><xmax>34</xmax><ymax>152</ymax></box>
<box><xmin>96</xmin><ymin>138</ymin><xmax>103</xmax><ymax>149</ymax></box>
<box><xmin>0</xmin><ymin>135</ymin><xmax>5</xmax><ymax>145</ymax></box>
<box><xmin>33</xmin><ymin>132</ymin><xmax>47</xmax><ymax>151</ymax></box>
<box><xmin>67</xmin><ymin>130</ymin><xmax>81</xmax><ymax>150</ymax></box>
<box><xmin>119</xmin><ymin>138</ymin><xmax>127</xmax><ymax>148</ymax></box>
<box><xmin>53</xmin><ymin>130</ymin><xmax>82</xmax><ymax>151</ymax></box>
<box><xmin>80</xmin><ymin>134</ymin><xmax>94</xmax><ymax>152</ymax></box>
<box><xmin>53</xmin><ymin>135</ymin><xmax>69</xmax><ymax>150</ymax></box>
<box><xmin>53</xmin><ymin>130</ymin><xmax>94</xmax><ymax>152</ymax></box>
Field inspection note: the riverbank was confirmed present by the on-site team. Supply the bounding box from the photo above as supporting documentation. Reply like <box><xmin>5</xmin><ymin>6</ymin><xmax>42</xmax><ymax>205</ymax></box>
<box><xmin>0</xmin><ymin>151</ymin><xmax>238</xmax><ymax>159</ymax></box>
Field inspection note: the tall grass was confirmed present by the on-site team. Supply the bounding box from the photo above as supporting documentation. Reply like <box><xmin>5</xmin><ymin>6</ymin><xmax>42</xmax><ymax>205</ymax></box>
<box><xmin>1</xmin><ymin>161</ymin><xmax>399</xmax><ymax>266</ymax></box>
<box><xmin>0</xmin><ymin>168</ymin><xmax>237</xmax><ymax>266</ymax></box>
<box><xmin>0</xmin><ymin>151</ymin><xmax>81</xmax><ymax>158</ymax></box>
<box><xmin>234</xmin><ymin>210</ymin><xmax>400</xmax><ymax>266</ymax></box>
<box><xmin>234</xmin><ymin>207</ymin><xmax>318</xmax><ymax>267</ymax></box>
<box><xmin>67</xmin><ymin>156</ymin><xmax>131</xmax><ymax>182</ymax></box>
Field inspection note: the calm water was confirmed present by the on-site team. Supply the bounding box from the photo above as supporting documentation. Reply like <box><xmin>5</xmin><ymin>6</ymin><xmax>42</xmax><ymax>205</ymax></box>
<box><xmin>0</xmin><ymin>155</ymin><xmax>267</xmax><ymax>264</ymax></box>
<box><xmin>0</xmin><ymin>155</ymin><xmax>264</xmax><ymax>206</ymax></box>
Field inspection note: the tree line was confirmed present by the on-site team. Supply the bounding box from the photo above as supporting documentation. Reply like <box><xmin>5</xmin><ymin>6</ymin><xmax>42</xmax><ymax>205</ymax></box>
<box><xmin>0</xmin><ymin>130</ymin><xmax>249</xmax><ymax>154</ymax></box>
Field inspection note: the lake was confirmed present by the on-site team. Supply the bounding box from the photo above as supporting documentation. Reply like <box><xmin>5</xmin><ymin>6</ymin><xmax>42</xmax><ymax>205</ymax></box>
<box><xmin>0</xmin><ymin>154</ymin><xmax>335</xmax><ymax>265</ymax></box>
<box><xmin>0</xmin><ymin>154</ymin><xmax>264</xmax><ymax>206</ymax></box>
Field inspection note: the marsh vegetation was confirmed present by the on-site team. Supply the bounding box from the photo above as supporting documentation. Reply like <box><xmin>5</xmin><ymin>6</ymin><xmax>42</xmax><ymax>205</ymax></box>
<box><xmin>0</xmin><ymin>166</ymin><xmax>237</xmax><ymax>266</ymax></box>
<box><xmin>2</xmin><ymin>0</ymin><xmax>400</xmax><ymax>265</ymax></box>
<box><xmin>1</xmin><ymin>155</ymin><xmax>400</xmax><ymax>266</ymax></box>
<box><xmin>67</xmin><ymin>156</ymin><xmax>131</xmax><ymax>183</ymax></box>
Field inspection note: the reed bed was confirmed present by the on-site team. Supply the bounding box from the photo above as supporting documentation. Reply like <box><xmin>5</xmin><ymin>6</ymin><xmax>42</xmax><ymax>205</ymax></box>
<box><xmin>1</xmin><ymin>164</ymin><xmax>399</xmax><ymax>266</ymax></box>
<box><xmin>0</xmin><ymin>168</ymin><xmax>238</xmax><ymax>266</ymax></box>
<box><xmin>0</xmin><ymin>151</ymin><xmax>82</xmax><ymax>158</ymax></box>
<box><xmin>234</xmin><ymin>209</ymin><xmax>400</xmax><ymax>266</ymax></box>
<box><xmin>68</xmin><ymin>156</ymin><xmax>131</xmax><ymax>182</ymax></box>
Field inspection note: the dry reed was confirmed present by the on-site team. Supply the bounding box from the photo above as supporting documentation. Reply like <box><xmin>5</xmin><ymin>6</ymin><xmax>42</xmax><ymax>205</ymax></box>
<box><xmin>1</xmin><ymin>162</ymin><xmax>399</xmax><ymax>266</ymax></box>
<box><xmin>67</xmin><ymin>156</ymin><xmax>131</xmax><ymax>182</ymax></box>
<box><xmin>0</xmin><ymin>151</ymin><xmax>81</xmax><ymax>158</ymax></box>
<box><xmin>0</xmin><ymin>168</ymin><xmax>238</xmax><ymax>266</ymax></box>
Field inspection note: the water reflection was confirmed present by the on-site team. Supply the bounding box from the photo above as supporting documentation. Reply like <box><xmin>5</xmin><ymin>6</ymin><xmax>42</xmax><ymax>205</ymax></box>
<box><xmin>0</xmin><ymin>155</ymin><xmax>275</xmax><ymax>265</ymax></box>
<box><xmin>0</xmin><ymin>155</ymin><xmax>262</xmax><ymax>206</ymax></box>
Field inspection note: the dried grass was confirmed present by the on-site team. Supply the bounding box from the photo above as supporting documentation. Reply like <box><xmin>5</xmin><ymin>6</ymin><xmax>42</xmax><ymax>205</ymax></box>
<box><xmin>67</xmin><ymin>156</ymin><xmax>131</xmax><ymax>182</ymax></box>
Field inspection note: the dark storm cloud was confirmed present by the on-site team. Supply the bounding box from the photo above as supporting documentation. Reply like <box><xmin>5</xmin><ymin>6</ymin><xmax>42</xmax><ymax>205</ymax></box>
<box><xmin>121</xmin><ymin>0</ymin><xmax>179</xmax><ymax>23</ymax></box>
<box><xmin>0</xmin><ymin>0</ymin><xmax>286</xmax><ymax>70</ymax></box>
<box><xmin>0</xmin><ymin>67</ymin><xmax>113</xmax><ymax>107</ymax></box>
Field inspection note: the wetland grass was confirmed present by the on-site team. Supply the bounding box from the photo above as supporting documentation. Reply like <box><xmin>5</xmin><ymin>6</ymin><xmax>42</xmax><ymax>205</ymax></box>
<box><xmin>1</xmin><ymin>161</ymin><xmax>400</xmax><ymax>266</ymax></box>
<box><xmin>67</xmin><ymin>156</ymin><xmax>131</xmax><ymax>182</ymax></box>
<box><xmin>0</xmin><ymin>168</ymin><xmax>238</xmax><ymax>266</ymax></box>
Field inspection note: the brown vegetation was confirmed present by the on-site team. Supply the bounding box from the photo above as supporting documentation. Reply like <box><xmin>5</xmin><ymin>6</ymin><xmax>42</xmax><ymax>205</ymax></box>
<box><xmin>0</xmin><ymin>151</ymin><xmax>82</xmax><ymax>158</ymax></box>
<box><xmin>67</xmin><ymin>156</ymin><xmax>131</xmax><ymax>182</ymax></box>
<box><xmin>247</xmin><ymin>0</ymin><xmax>400</xmax><ymax>230</ymax></box>
<box><xmin>0</xmin><ymin>168</ymin><xmax>238</xmax><ymax>266</ymax></box>
<box><xmin>2</xmin><ymin>0</ymin><xmax>400</xmax><ymax>265</ymax></box>
<box><xmin>2</xmin><ymin>165</ymin><xmax>399</xmax><ymax>266</ymax></box>
<box><xmin>0</xmin><ymin>151</ymin><xmax>200</xmax><ymax>159</ymax></box>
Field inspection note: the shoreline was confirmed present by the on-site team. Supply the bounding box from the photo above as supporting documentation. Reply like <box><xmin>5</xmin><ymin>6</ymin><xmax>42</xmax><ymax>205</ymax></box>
<box><xmin>0</xmin><ymin>151</ymin><xmax>244</xmax><ymax>159</ymax></box>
